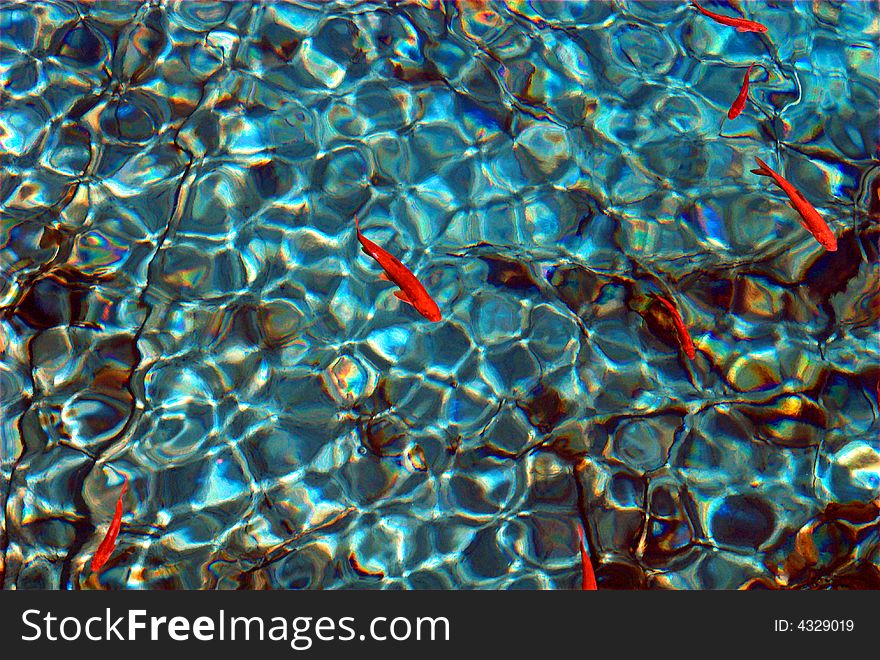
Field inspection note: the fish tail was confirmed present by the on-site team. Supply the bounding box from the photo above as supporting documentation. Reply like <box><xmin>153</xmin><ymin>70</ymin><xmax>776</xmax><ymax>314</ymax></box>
<box><xmin>750</xmin><ymin>157</ymin><xmax>773</xmax><ymax>177</ymax></box>
<box><xmin>578</xmin><ymin>524</ymin><xmax>597</xmax><ymax>591</ymax></box>
<box><xmin>354</xmin><ymin>214</ymin><xmax>367</xmax><ymax>248</ymax></box>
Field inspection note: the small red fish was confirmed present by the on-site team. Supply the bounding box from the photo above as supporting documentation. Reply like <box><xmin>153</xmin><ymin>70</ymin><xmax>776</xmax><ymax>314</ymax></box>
<box><xmin>653</xmin><ymin>294</ymin><xmax>696</xmax><ymax>360</ymax></box>
<box><xmin>578</xmin><ymin>523</ymin><xmax>597</xmax><ymax>591</ymax></box>
<box><xmin>355</xmin><ymin>215</ymin><xmax>442</xmax><ymax>322</ymax></box>
<box><xmin>727</xmin><ymin>64</ymin><xmax>754</xmax><ymax>120</ymax></box>
<box><xmin>691</xmin><ymin>1</ymin><xmax>768</xmax><ymax>33</ymax></box>
<box><xmin>348</xmin><ymin>552</ymin><xmax>385</xmax><ymax>579</ymax></box>
<box><xmin>91</xmin><ymin>476</ymin><xmax>128</xmax><ymax>574</ymax></box>
<box><xmin>751</xmin><ymin>157</ymin><xmax>838</xmax><ymax>251</ymax></box>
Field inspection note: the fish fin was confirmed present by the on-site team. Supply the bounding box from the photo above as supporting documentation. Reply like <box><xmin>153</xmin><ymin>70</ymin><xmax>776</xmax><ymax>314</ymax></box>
<box><xmin>791</xmin><ymin>188</ymin><xmax>810</xmax><ymax>204</ymax></box>
<box><xmin>361</xmin><ymin>246</ymin><xmax>371</xmax><ymax>256</ymax></box>
<box><xmin>752</xmin><ymin>157</ymin><xmax>775</xmax><ymax>175</ymax></box>
<box><xmin>393</xmin><ymin>289</ymin><xmax>414</xmax><ymax>306</ymax></box>
<box><xmin>378</xmin><ymin>272</ymin><xmax>390</xmax><ymax>281</ymax></box>
<box><xmin>797</xmin><ymin>220</ymin><xmax>817</xmax><ymax>238</ymax></box>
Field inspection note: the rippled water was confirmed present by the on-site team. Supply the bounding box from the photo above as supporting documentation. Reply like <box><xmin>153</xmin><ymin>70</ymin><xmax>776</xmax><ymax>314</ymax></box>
<box><xmin>1</xmin><ymin>0</ymin><xmax>878</xmax><ymax>590</ymax></box>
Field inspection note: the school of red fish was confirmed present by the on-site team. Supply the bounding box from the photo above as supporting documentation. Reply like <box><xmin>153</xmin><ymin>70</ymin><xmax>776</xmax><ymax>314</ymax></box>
<box><xmin>90</xmin><ymin>1</ymin><xmax>841</xmax><ymax>590</ymax></box>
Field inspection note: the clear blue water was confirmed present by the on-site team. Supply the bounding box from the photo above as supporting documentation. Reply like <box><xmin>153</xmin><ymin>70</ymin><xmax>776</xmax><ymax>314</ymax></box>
<box><xmin>0</xmin><ymin>0</ymin><xmax>878</xmax><ymax>590</ymax></box>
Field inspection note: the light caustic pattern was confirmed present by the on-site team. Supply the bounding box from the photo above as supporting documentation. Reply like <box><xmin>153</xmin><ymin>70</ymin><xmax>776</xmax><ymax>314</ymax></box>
<box><xmin>0</xmin><ymin>0</ymin><xmax>878</xmax><ymax>590</ymax></box>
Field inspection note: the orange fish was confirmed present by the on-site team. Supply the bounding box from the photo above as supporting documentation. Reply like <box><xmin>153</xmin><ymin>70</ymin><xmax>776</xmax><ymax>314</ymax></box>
<box><xmin>691</xmin><ymin>1</ymin><xmax>768</xmax><ymax>33</ymax></box>
<box><xmin>578</xmin><ymin>523</ymin><xmax>597</xmax><ymax>591</ymax></box>
<box><xmin>355</xmin><ymin>215</ymin><xmax>442</xmax><ymax>322</ymax></box>
<box><xmin>727</xmin><ymin>64</ymin><xmax>754</xmax><ymax>120</ymax></box>
<box><xmin>91</xmin><ymin>476</ymin><xmax>128</xmax><ymax>574</ymax></box>
<box><xmin>653</xmin><ymin>294</ymin><xmax>696</xmax><ymax>360</ymax></box>
<box><xmin>751</xmin><ymin>157</ymin><xmax>838</xmax><ymax>251</ymax></box>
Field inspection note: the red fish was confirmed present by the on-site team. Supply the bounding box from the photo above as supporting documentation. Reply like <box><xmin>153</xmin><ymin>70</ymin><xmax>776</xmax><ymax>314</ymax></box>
<box><xmin>348</xmin><ymin>552</ymin><xmax>385</xmax><ymax>579</ymax></box>
<box><xmin>691</xmin><ymin>1</ymin><xmax>768</xmax><ymax>33</ymax></box>
<box><xmin>751</xmin><ymin>157</ymin><xmax>838</xmax><ymax>251</ymax></box>
<box><xmin>578</xmin><ymin>523</ymin><xmax>597</xmax><ymax>590</ymax></box>
<box><xmin>355</xmin><ymin>215</ymin><xmax>442</xmax><ymax>322</ymax></box>
<box><xmin>727</xmin><ymin>64</ymin><xmax>754</xmax><ymax>120</ymax></box>
<box><xmin>653</xmin><ymin>294</ymin><xmax>696</xmax><ymax>360</ymax></box>
<box><xmin>91</xmin><ymin>476</ymin><xmax>128</xmax><ymax>574</ymax></box>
